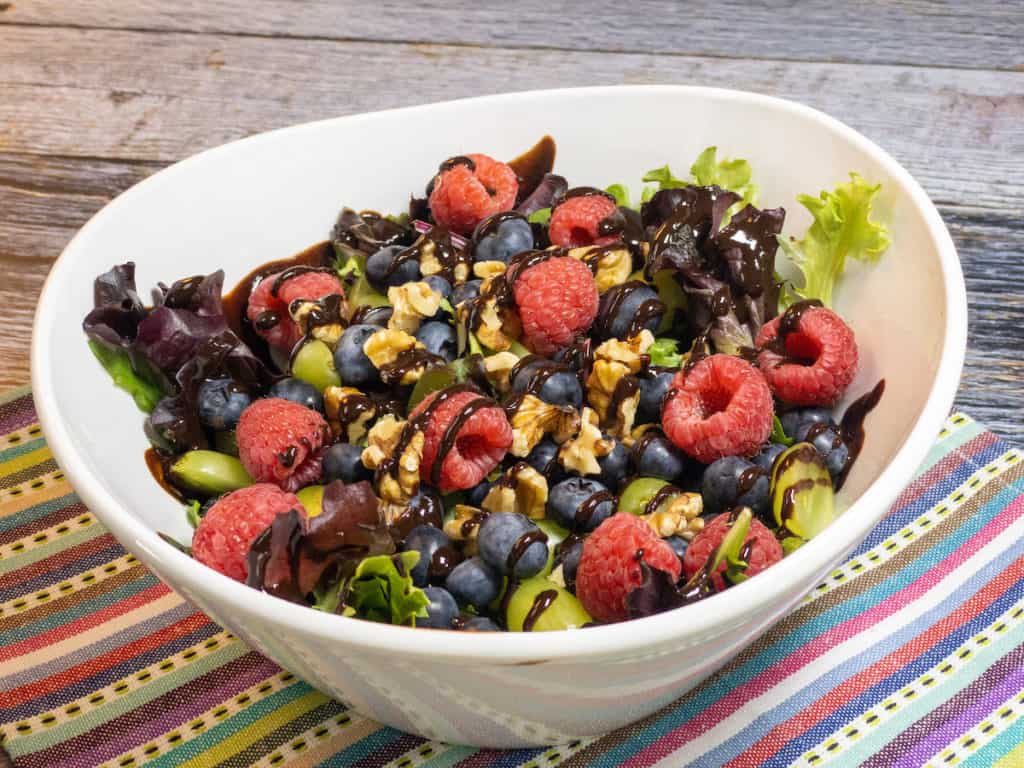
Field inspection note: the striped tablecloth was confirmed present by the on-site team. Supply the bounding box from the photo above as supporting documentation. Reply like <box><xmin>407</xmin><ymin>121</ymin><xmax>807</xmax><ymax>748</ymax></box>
<box><xmin>2</xmin><ymin>385</ymin><xmax>1023</xmax><ymax>768</ymax></box>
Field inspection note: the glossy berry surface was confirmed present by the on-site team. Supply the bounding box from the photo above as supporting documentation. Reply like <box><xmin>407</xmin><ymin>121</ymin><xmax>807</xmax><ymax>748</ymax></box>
<box><xmin>236</xmin><ymin>398</ymin><xmax>328</xmax><ymax>491</ymax></box>
<box><xmin>419</xmin><ymin>586</ymin><xmax>459</xmax><ymax>629</ymax></box>
<box><xmin>701</xmin><ymin>455</ymin><xmax>770</xmax><ymax>516</ymax></box>
<box><xmin>460</xmin><ymin>616</ymin><xmax>501</xmax><ymax>631</ymax></box>
<box><xmin>547</xmin><ymin>476</ymin><xmax>616</xmax><ymax>532</ymax></box>
<box><xmin>596</xmin><ymin>440</ymin><xmax>630</xmax><ymax>491</ymax></box>
<box><xmin>416</xmin><ymin>321</ymin><xmax>457</xmax><ymax>362</ymax></box>
<box><xmin>510</xmin><ymin>359</ymin><xmax>583</xmax><ymax>408</ymax></box>
<box><xmin>471</xmin><ymin>214</ymin><xmax>534</xmax><ymax>263</ymax></box>
<box><xmin>365</xmin><ymin>244</ymin><xmax>421</xmax><ymax>290</ymax></box>
<box><xmin>548</xmin><ymin>194</ymin><xmax>618</xmax><ymax>248</ymax></box>
<box><xmin>268</xmin><ymin>377</ymin><xmax>324</xmax><ymax>413</ymax></box>
<box><xmin>450</xmin><ymin>279</ymin><xmax>482</xmax><ymax>307</ymax></box>
<box><xmin>402</xmin><ymin>525</ymin><xmax>454</xmax><ymax>587</ymax></box>
<box><xmin>525</xmin><ymin>438</ymin><xmax>566</xmax><ymax>484</ymax></box>
<box><xmin>595</xmin><ymin>282</ymin><xmax>664</xmax><ymax>340</ymax></box>
<box><xmin>632</xmin><ymin>432</ymin><xmax>690</xmax><ymax>484</ymax></box>
<box><xmin>477</xmin><ymin>511</ymin><xmax>548</xmax><ymax>578</ymax></box>
<box><xmin>637</xmin><ymin>369</ymin><xmax>675</xmax><ymax>426</ymax></box>
<box><xmin>445</xmin><ymin>556</ymin><xmax>501</xmax><ymax>610</ymax></box>
<box><xmin>197</xmin><ymin>378</ymin><xmax>251</xmax><ymax>430</ymax></box>
<box><xmin>752</xmin><ymin>442</ymin><xmax>788</xmax><ymax>473</ymax></box>
<box><xmin>333</xmin><ymin>324</ymin><xmax>380</xmax><ymax>388</ymax></box>
<box><xmin>796</xmin><ymin>422</ymin><xmax>850</xmax><ymax>479</ymax></box>
<box><xmin>559</xmin><ymin>539</ymin><xmax>584</xmax><ymax>591</ymax></box>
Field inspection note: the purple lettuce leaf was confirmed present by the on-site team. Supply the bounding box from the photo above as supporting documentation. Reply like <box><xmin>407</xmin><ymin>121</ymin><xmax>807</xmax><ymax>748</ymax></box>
<box><xmin>515</xmin><ymin>173</ymin><xmax>568</xmax><ymax>218</ymax></box>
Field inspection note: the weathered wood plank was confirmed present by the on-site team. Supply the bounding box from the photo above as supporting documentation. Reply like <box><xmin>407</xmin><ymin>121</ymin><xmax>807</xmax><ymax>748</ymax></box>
<box><xmin>2</xmin><ymin>0</ymin><xmax>1022</xmax><ymax>71</ymax></box>
<box><xmin>1</xmin><ymin>27</ymin><xmax>1022</xmax><ymax>212</ymax></box>
<box><xmin>2</xmin><ymin>152</ymin><xmax>1021</xmax><ymax>440</ymax></box>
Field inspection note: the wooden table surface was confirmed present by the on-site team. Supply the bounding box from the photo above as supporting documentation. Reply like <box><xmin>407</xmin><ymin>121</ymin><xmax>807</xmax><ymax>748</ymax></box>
<box><xmin>2</xmin><ymin>2</ymin><xmax>1022</xmax><ymax>439</ymax></box>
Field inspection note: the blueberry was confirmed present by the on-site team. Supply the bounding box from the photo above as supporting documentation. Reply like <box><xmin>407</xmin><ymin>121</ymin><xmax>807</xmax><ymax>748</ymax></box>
<box><xmin>796</xmin><ymin>422</ymin><xmax>850</xmax><ymax>479</ymax></box>
<box><xmin>423</xmin><ymin>275</ymin><xmax>452</xmax><ymax>300</ymax></box>
<box><xmin>415</xmin><ymin>321</ymin><xmax>457</xmax><ymax>362</ymax></box>
<box><xmin>701</xmin><ymin>456</ymin><xmax>770</xmax><ymax>516</ymax></box>
<box><xmin>596</xmin><ymin>282</ymin><xmax>664</xmax><ymax>340</ymax></box>
<box><xmin>779</xmin><ymin>407</ymin><xmax>833</xmax><ymax>442</ymax></box>
<box><xmin>637</xmin><ymin>369</ymin><xmax>674</xmax><ymax>425</ymax></box>
<box><xmin>322</xmin><ymin>442</ymin><xmax>372</xmax><ymax>484</ymax></box>
<box><xmin>268</xmin><ymin>377</ymin><xmax>323</xmax><ymax>412</ymax></box>
<box><xmin>477</xmin><ymin>512</ymin><xmax>548</xmax><ymax>578</ymax></box>
<box><xmin>419</xmin><ymin>586</ymin><xmax>459</xmax><ymax>629</ymax></box>
<box><xmin>445</xmin><ymin>556</ymin><xmax>501</xmax><ymax>610</ymax></box>
<box><xmin>633</xmin><ymin>433</ymin><xmax>690</xmax><ymax>484</ymax></box>
<box><xmin>451</xmin><ymin>279</ymin><xmax>482</xmax><ymax>307</ymax></box>
<box><xmin>197</xmin><ymin>378</ymin><xmax>251</xmax><ymax>430</ymax></box>
<box><xmin>596</xmin><ymin>440</ymin><xmax>630</xmax><ymax>491</ymax></box>
<box><xmin>334</xmin><ymin>324</ymin><xmax>380</xmax><ymax>388</ymax></box>
<box><xmin>559</xmin><ymin>539</ymin><xmax>584</xmax><ymax>591</ymax></box>
<box><xmin>402</xmin><ymin>525</ymin><xmax>453</xmax><ymax>587</ymax></box>
<box><xmin>472</xmin><ymin>216</ymin><xmax>533</xmax><ymax>263</ymax></box>
<box><xmin>547</xmin><ymin>477</ymin><xmax>615</xmax><ymax>532</ymax></box>
<box><xmin>465</xmin><ymin>479</ymin><xmax>494</xmax><ymax>508</ymax></box>
<box><xmin>510</xmin><ymin>359</ymin><xmax>583</xmax><ymax>408</ymax></box>
<box><xmin>752</xmin><ymin>442</ymin><xmax>787</xmax><ymax>473</ymax></box>
<box><xmin>460</xmin><ymin>616</ymin><xmax>501</xmax><ymax>631</ymax></box>
<box><xmin>355</xmin><ymin>305</ymin><xmax>393</xmax><ymax>327</ymax></box>
<box><xmin>525</xmin><ymin>438</ymin><xmax>566</xmax><ymax>484</ymax></box>
<box><xmin>665</xmin><ymin>535</ymin><xmax>689</xmax><ymax>560</ymax></box>
<box><xmin>365</xmin><ymin>244</ymin><xmax>420</xmax><ymax>290</ymax></box>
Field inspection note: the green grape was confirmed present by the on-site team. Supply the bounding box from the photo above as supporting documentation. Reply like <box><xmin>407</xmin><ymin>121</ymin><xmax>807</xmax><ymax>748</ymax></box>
<box><xmin>770</xmin><ymin>442</ymin><xmax>835</xmax><ymax>539</ymax></box>
<box><xmin>408</xmin><ymin>365</ymin><xmax>458</xmax><ymax>409</ymax></box>
<box><xmin>296</xmin><ymin>484</ymin><xmax>325</xmax><ymax>517</ymax></box>
<box><xmin>212</xmin><ymin>429</ymin><xmax>239</xmax><ymax>457</ymax></box>
<box><xmin>168</xmin><ymin>450</ymin><xmax>252</xmax><ymax>495</ymax></box>
<box><xmin>505</xmin><ymin>576</ymin><xmax>592</xmax><ymax>631</ymax></box>
<box><xmin>617</xmin><ymin>477</ymin><xmax>673</xmax><ymax>516</ymax></box>
<box><xmin>291</xmin><ymin>339</ymin><xmax>341</xmax><ymax>391</ymax></box>
<box><xmin>535</xmin><ymin>518</ymin><xmax>570</xmax><ymax>577</ymax></box>
<box><xmin>348</xmin><ymin>274</ymin><xmax>390</xmax><ymax>309</ymax></box>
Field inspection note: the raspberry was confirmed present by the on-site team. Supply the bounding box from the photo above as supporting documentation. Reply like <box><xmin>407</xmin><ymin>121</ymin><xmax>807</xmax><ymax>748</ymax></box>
<box><xmin>548</xmin><ymin>194</ymin><xmax>618</xmax><ymax>249</ymax></box>
<box><xmin>662</xmin><ymin>354</ymin><xmax>773</xmax><ymax>464</ymax></box>
<box><xmin>192</xmin><ymin>484</ymin><xmax>306</xmax><ymax>581</ymax></box>
<box><xmin>756</xmin><ymin>306</ymin><xmax>859</xmax><ymax>406</ymax></box>
<box><xmin>429</xmin><ymin>154</ymin><xmax>519</xmax><ymax>236</ymax></box>
<box><xmin>683</xmin><ymin>512</ymin><xmax>783</xmax><ymax>591</ymax></box>
<box><xmin>411</xmin><ymin>387</ymin><xmax>512</xmax><ymax>492</ymax></box>
<box><xmin>575</xmin><ymin>513</ymin><xmax>682</xmax><ymax>623</ymax></box>
<box><xmin>512</xmin><ymin>255</ymin><xmax>599</xmax><ymax>355</ymax></box>
<box><xmin>236</xmin><ymin>398</ymin><xmax>330</xmax><ymax>492</ymax></box>
<box><xmin>247</xmin><ymin>269</ymin><xmax>344</xmax><ymax>352</ymax></box>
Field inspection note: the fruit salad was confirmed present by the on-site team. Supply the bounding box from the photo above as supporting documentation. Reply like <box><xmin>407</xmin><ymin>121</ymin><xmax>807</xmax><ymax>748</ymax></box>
<box><xmin>82</xmin><ymin>138</ymin><xmax>890</xmax><ymax>631</ymax></box>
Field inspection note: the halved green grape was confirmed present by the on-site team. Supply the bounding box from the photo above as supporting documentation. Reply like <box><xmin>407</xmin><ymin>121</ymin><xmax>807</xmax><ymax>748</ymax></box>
<box><xmin>168</xmin><ymin>450</ymin><xmax>252</xmax><ymax>496</ymax></box>
<box><xmin>291</xmin><ymin>339</ymin><xmax>341</xmax><ymax>391</ymax></box>
<box><xmin>348</xmin><ymin>274</ymin><xmax>390</xmax><ymax>309</ymax></box>
<box><xmin>296</xmin><ymin>484</ymin><xmax>325</xmax><ymax>517</ymax></box>
<box><xmin>505</xmin><ymin>576</ymin><xmax>592</xmax><ymax>631</ymax></box>
<box><xmin>770</xmin><ymin>442</ymin><xmax>835</xmax><ymax>539</ymax></box>
<box><xmin>408</xmin><ymin>365</ymin><xmax>458</xmax><ymax>409</ymax></box>
<box><xmin>212</xmin><ymin>429</ymin><xmax>239</xmax><ymax>457</ymax></box>
<box><xmin>536</xmin><ymin>518</ymin><xmax>571</xmax><ymax>577</ymax></box>
<box><xmin>618</xmin><ymin>477</ymin><xmax>673</xmax><ymax>516</ymax></box>
<box><xmin>508</xmin><ymin>339</ymin><xmax>531</xmax><ymax>357</ymax></box>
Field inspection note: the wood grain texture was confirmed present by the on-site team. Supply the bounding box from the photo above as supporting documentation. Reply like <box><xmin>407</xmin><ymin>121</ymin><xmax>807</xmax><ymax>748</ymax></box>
<box><xmin>3</xmin><ymin>0</ymin><xmax>1023</xmax><ymax>71</ymax></box>
<box><xmin>0</xmin><ymin>11</ymin><xmax>1022</xmax><ymax>440</ymax></box>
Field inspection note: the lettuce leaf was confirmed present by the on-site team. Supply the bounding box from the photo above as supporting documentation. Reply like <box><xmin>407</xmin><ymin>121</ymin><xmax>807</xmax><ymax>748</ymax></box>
<box><xmin>642</xmin><ymin>164</ymin><xmax>688</xmax><ymax>189</ymax></box>
<box><xmin>527</xmin><ymin>207</ymin><xmax>552</xmax><ymax>225</ymax></box>
<box><xmin>771</xmin><ymin>415</ymin><xmax>795</xmax><ymax>447</ymax></box>
<box><xmin>88</xmin><ymin>340</ymin><xmax>163</xmax><ymax>412</ymax></box>
<box><xmin>690</xmin><ymin>146</ymin><xmax>758</xmax><ymax>212</ymax></box>
<box><xmin>779</xmin><ymin>173</ymin><xmax>890</xmax><ymax>307</ymax></box>
<box><xmin>343</xmin><ymin>552</ymin><xmax>429</xmax><ymax>626</ymax></box>
<box><xmin>648</xmin><ymin>338</ymin><xmax>683</xmax><ymax>368</ymax></box>
<box><xmin>604</xmin><ymin>183</ymin><xmax>632</xmax><ymax>208</ymax></box>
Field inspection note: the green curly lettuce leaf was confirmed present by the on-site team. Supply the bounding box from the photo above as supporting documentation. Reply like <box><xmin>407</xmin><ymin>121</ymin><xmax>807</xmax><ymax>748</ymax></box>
<box><xmin>642</xmin><ymin>164</ymin><xmax>688</xmax><ymax>190</ymax></box>
<box><xmin>605</xmin><ymin>183</ymin><xmax>632</xmax><ymax>208</ymax></box>
<box><xmin>689</xmin><ymin>146</ymin><xmax>758</xmax><ymax>211</ymax></box>
<box><xmin>343</xmin><ymin>551</ymin><xmax>429</xmax><ymax>626</ymax></box>
<box><xmin>528</xmin><ymin>207</ymin><xmax>552</xmax><ymax>225</ymax></box>
<box><xmin>87</xmin><ymin>340</ymin><xmax>163</xmax><ymax>412</ymax></box>
<box><xmin>779</xmin><ymin>173</ymin><xmax>891</xmax><ymax>308</ymax></box>
<box><xmin>648</xmin><ymin>337</ymin><xmax>683</xmax><ymax>368</ymax></box>
<box><xmin>312</xmin><ymin>577</ymin><xmax>346</xmax><ymax>614</ymax></box>
<box><xmin>771</xmin><ymin>415</ymin><xmax>795</xmax><ymax>447</ymax></box>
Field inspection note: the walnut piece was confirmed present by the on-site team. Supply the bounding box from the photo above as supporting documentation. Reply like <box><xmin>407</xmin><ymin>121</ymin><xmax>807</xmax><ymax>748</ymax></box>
<box><xmin>643</xmin><ymin>492</ymin><xmax>705</xmax><ymax>540</ymax></box>
<box><xmin>466</xmin><ymin>288</ymin><xmax>522</xmax><ymax>352</ymax></box>
<box><xmin>509</xmin><ymin>394</ymin><xmax>580</xmax><ymax>457</ymax></box>
<box><xmin>473</xmin><ymin>260</ymin><xmax>507</xmax><ymax>280</ymax></box>
<box><xmin>387</xmin><ymin>281</ymin><xmax>443</xmax><ymax>334</ymax></box>
<box><xmin>568</xmin><ymin>245</ymin><xmax>633</xmax><ymax>293</ymax></box>
<box><xmin>443</xmin><ymin>504</ymin><xmax>488</xmax><ymax>554</ymax></box>
<box><xmin>361</xmin><ymin>415</ymin><xmax>423</xmax><ymax>505</ymax></box>
<box><xmin>419</xmin><ymin>236</ymin><xmax>469</xmax><ymax>283</ymax></box>
<box><xmin>558</xmin><ymin>407</ymin><xmax>613</xmax><ymax>476</ymax></box>
<box><xmin>287</xmin><ymin>297</ymin><xmax>345</xmax><ymax>347</ymax></box>
<box><xmin>586</xmin><ymin>330</ymin><xmax>655</xmax><ymax>439</ymax></box>
<box><xmin>482</xmin><ymin>351</ymin><xmax>521</xmax><ymax>394</ymax></box>
<box><xmin>323</xmin><ymin>386</ymin><xmax>376</xmax><ymax>443</ymax></box>
<box><xmin>481</xmin><ymin>463</ymin><xmax>549</xmax><ymax>520</ymax></box>
<box><xmin>363</xmin><ymin>328</ymin><xmax>421</xmax><ymax>369</ymax></box>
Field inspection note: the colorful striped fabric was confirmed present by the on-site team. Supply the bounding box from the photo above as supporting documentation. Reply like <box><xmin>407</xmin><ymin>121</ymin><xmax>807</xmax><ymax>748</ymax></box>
<box><xmin>1</xmin><ymin>385</ymin><xmax>1023</xmax><ymax>768</ymax></box>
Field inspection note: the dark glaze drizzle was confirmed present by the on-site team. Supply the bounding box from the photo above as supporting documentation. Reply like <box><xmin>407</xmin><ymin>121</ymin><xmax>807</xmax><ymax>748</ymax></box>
<box><xmin>522</xmin><ymin>589</ymin><xmax>559</xmax><ymax>632</ymax></box>
<box><xmin>390</xmin><ymin>491</ymin><xmax>444</xmax><ymax>543</ymax></box>
<box><xmin>576</xmin><ymin>489</ymin><xmax>616</xmax><ymax>528</ymax></box>
<box><xmin>593</xmin><ymin>281</ymin><xmax>665</xmax><ymax>340</ymax></box>
<box><xmin>551</xmin><ymin>186</ymin><xmax>616</xmax><ymax>211</ymax></box>
<box><xmin>771</xmin><ymin>444</ymin><xmax>830</xmax><ymax>526</ymax></box>
<box><xmin>461</xmin><ymin>510</ymin><xmax>491</xmax><ymax>538</ymax></box>
<box><xmin>836</xmin><ymin>379</ymin><xmax>886</xmax><ymax>491</ymax></box>
<box><xmin>333</xmin><ymin>392</ymin><xmax>375</xmax><ymax>442</ymax></box>
<box><xmin>507</xmin><ymin>135</ymin><xmax>556</xmax><ymax>203</ymax></box>
<box><xmin>465</xmin><ymin>249</ymin><xmax>557</xmax><ymax>334</ymax></box>
<box><xmin>597</xmin><ymin>206</ymin><xmax>647</xmax><ymax>264</ymax></box>
<box><xmin>269</xmin><ymin>265</ymin><xmax>337</xmax><ymax>297</ymax></box>
<box><xmin>736</xmin><ymin>466</ymin><xmax>767</xmax><ymax>497</ymax></box>
<box><xmin>430</xmin><ymin>396</ymin><xmax>497</xmax><ymax>486</ymax></box>
<box><xmin>644</xmin><ymin>484</ymin><xmax>681</xmax><ymax>516</ymax></box>
<box><xmin>144</xmin><ymin>448</ymin><xmax>185</xmax><ymax>502</ymax></box>
<box><xmin>508</xmin><ymin>355</ymin><xmax>572</xmax><ymax>398</ymax></box>
<box><xmin>604</xmin><ymin>375</ymin><xmax>640</xmax><ymax>430</ymax></box>
<box><xmin>427</xmin><ymin>545</ymin><xmax>464</xmax><ymax>583</ymax></box>
<box><xmin>763</xmin><ymin>299</ymin><xmax>824</xmax><ymax>359</ymax></box>
<box><xmin>378</xmin><ymin>347</ymin><xmax>446</xmax><ymax>387</ymax></box>
<box><xmin>397</xmin><ymin>225</ymin><xmax>469</xmax><ymax>285</ymax></box>
<box><xmin>506</xmin><ymin>529</ymin><xmax>548</xmax><ymax>573</ymax></box>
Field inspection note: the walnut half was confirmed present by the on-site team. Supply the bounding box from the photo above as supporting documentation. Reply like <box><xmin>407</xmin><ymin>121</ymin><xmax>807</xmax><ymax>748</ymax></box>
<box><xmin>361</xmin><ymin>415</ymin><xmax>423</xmax><ymax>505</ymax></box>
<box><xmin>586</xmin><ymin>331</ymin><xmax>654</xmax><ymax>440</ymax></box>
<box><xmin>481</xmin><ymin>463</ymin><xmax>549</xmax><ymax>520</ymax></box>
<box><xmin>558</xmin><ymin>407</ymin><xmax>613</xmax><ymax>476</ymax></box>
<box><xmin>323</xmin><ymin>386</ymin><xmax>376</xmax><ymax>443</ymax></box>
<box><xmin>387</xmin><ymin>282</ymin><xmax>443</xmax><ymax>335</ymax></box>
<box><xmin>508</xmin><ymin>394</ymin><xmax>580</xmax><ymax>457</ymax></box>
<box><xmin>643</xmin><ymin>492</ymin><xmax>704</xmax><ymax>540</ymax></box>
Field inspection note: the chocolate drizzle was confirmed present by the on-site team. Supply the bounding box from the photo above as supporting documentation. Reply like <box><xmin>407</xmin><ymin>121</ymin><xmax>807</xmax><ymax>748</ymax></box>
<box><xmin>597</xmin><ymin>206</ymin><xmax>647</xmax><ymax>264</ymax></box>
<box><xmin>551</xmin><ymin>186</ymin><xmax>616</xmax><ymax>211</ymax></box>
<box><xmin>390</xmin><ymin>490</ymin><xmax>444</xmax><ymax>543</ymax></box>
<box><xmin>576</xmin><ymin>489</ymin><xmax>616</xmax><ymax>528</ymax></box>
<box><xmin>270</xmin><ymin>265</ymin><xmax>336</xmax><ymax>297</ymax></box>
<box><xmin>507</xmin><ymin>135</ymin><xmax>556</xmax><ymax>203</ymax></box>
<box><xmin>506</xmin><ymin>529</ymin><xmax>548</xmax><ymax>573</ymax></box>
<box><xmin>643</xmin><ymin>484</ymin><xmax>680</xmax><ymax>516</ymax></box>
<box><xmin>522</xmin><ymin>589</ymin><xmax>558</xmax><ymax>632</ymax></box>
<box><xmin>835</xmin><ymin>379</ymin><xmax>886</xmax><ymax>491</ymax></box>
<box><xmin>593</xmin><ymin>281</ymin><xmax>665</xmax><ymax>340</ymax></box>
<box><xmin>430</xmin><ymin>395</ymin><xmax>498</xmax><ymax>486</ymax></box>
<box><xmin>763</xmin><ymin>299</ymin><xmax>823</xmax><ymax>358</ymax></box>
<box><xmin>427</xmin><ymin>545</ymin><xmax>464</xmax><ymax>583</ymax></box>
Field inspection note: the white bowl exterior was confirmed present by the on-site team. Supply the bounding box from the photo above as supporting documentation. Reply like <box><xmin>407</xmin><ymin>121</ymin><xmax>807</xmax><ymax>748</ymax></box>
<box><xmin>32</xmin><ymin>86</ymin><xmax>965</xmax><ymax>746</ymax></box>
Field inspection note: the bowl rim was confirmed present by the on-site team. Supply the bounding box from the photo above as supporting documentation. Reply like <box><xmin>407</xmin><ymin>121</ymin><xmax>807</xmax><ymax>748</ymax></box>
<box><xmin>32</xmin><ymin>84</ymin><xmax>967</xmax><ymax>663</ymax></box>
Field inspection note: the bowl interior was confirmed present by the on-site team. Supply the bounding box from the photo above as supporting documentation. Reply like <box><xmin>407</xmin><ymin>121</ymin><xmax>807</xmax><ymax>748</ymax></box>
<box><xmin>32</xmin><ymin>86</ymin><xmax>962</xmax><ymax>657</ymax></box>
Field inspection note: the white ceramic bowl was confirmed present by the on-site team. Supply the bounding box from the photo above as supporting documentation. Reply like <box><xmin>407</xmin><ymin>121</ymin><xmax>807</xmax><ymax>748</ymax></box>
<box><xmin>32</xmin><ymin>86</ymin><xmax>966</xmax><ymax>747</ymax></box>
